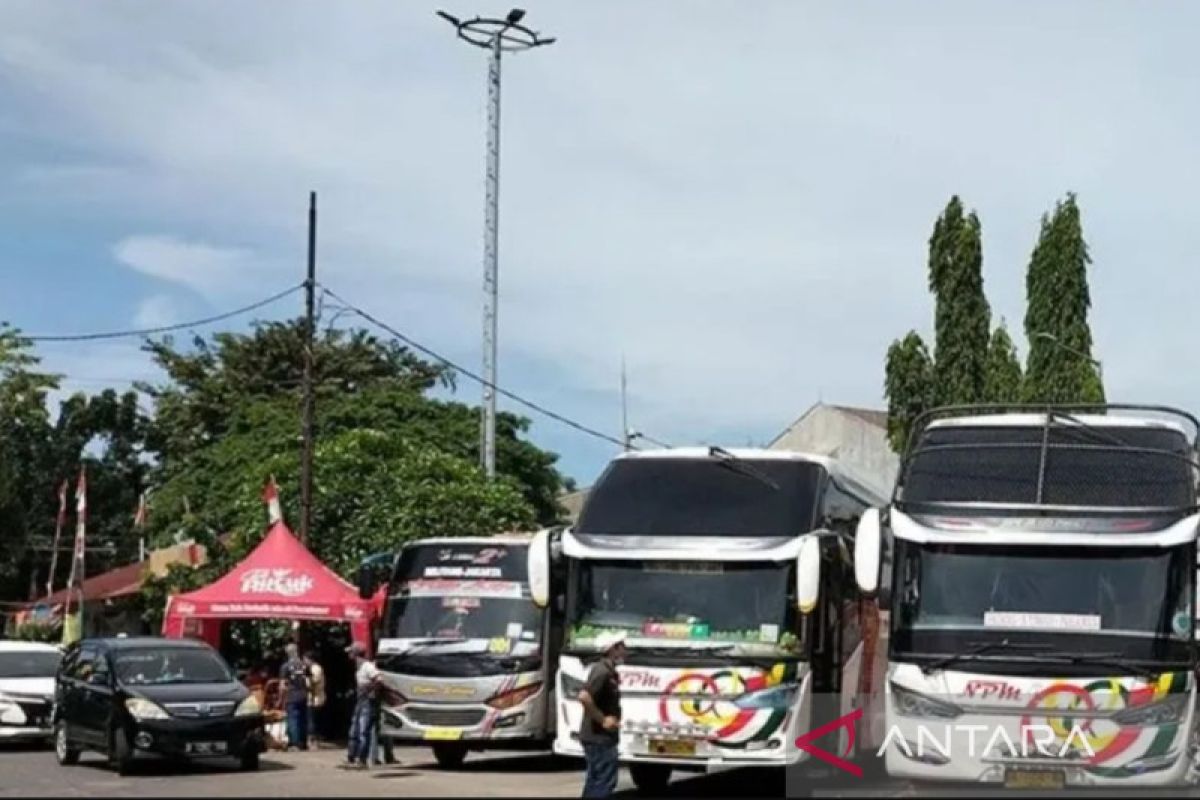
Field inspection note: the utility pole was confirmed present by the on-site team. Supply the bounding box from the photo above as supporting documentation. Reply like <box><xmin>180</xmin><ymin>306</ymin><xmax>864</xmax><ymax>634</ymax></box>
<box><xmin>300</xmin><ymin>191</ymin><xmax>317</xmax><ymax>545</ymax></box>
<box><xmin>437</xmin><ymin>8</ymin><xmax>556</xmax><ymax>478</ymax></box>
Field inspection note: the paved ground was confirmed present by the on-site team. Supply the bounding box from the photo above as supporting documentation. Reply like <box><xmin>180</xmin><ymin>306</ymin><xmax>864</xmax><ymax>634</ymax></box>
<box><xmin>0</xmin><ymin>741</ymin><xmax>821</xmax><ymax>798</ymax></box>
<box><xmin>1</xmin><ymin>742</ymin><xmax>1193</xmax><ymax>797</ymax></box>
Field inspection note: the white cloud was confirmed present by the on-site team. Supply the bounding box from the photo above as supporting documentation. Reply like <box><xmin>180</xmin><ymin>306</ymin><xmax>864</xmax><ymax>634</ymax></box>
<box><xmin>113</xmin><ymin>235</ymin><xmax>252</xmax><ymax>299</ymax></box>
<box><xmin>4</xmin><ymin>1</ymin><xmax>1200</xmax><ymax>479</ymax></box>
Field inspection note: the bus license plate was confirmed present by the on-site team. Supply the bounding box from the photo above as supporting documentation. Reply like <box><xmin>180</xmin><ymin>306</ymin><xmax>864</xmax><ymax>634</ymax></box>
<box><xmin>648</xmin><ymin>739</ymin><xmax>695</xmax><ymax>757</ymax></box>
<box><xmin>423</xmin><ymin>727</ymin><xmax>463</xmax><ymax>741</ymax></box>
<box><xmin>1005</xmin><ymin>769</ymin><xmax>1065</xmax><ymax>790</ymax></box>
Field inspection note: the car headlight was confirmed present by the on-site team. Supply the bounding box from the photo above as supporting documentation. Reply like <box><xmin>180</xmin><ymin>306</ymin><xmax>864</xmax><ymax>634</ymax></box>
<box><xmin>890</xmin><ymin>682</ymin><xmax>962</xmax><ymax>719</ymax></box>
<box><xmin>235</xmin><ymin>695</ymin><xmax>262</xmax><ymax>717</ymax></box>
<box><xmin>735</xmin><ymin>685</ymin><xmax>796</xmax><ymax>710</ymax></box>
<box><xmin>561</xmin><ymin>673</ymin><xmax>585</xmax><ymax>698</ymax></box>
<box><xmin>1113</xmin><ymin>695</ymin><xmax>1187</xmax><ymax>727</ymax></box>
<box><xmin>125</xmin><ymin>697</ymin><xmax>169</xmax><ymax>721</ymax></box>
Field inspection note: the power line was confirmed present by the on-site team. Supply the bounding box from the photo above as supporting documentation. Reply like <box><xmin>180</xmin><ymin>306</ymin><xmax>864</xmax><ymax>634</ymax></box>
<box><xmin>25</xmin><ymin>284</ymin><xmax>304</xmax><ymax>343</ymax></box>
<box><xmin>320</xmin><ymin>285</ymin><xmax>631</xmax><ymax>450</ymax></box>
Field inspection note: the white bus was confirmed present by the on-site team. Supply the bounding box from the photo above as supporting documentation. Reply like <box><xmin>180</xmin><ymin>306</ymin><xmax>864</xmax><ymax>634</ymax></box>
<box><xmin>854</xmin><ymin>404</ymin><xmax>1200</xmax><ymax>790</ymax></box>
<box><xmin>359</xmin><ymin>533</ymin><xmax>565</xmax><ymax>768</ymax></box>
<box><xmin>527</xmin><ymin>447</ymin><xmax>889</xmax><ymax>793</ymax></box>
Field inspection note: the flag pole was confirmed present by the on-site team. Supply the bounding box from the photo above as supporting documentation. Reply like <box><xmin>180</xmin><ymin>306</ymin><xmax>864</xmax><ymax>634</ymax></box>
<box><xmin>45</xmin><ymin>480</ymin><xmax>68</xmax><ymax>598</ymax></box>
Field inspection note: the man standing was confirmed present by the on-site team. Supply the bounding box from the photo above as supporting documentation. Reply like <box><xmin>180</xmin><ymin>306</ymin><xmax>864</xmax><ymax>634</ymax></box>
<box><xmin>342</xmin><ymin>642</ymin><xmax>380</xmax><ymax>770</ymax></box>
<box><xmin>577</xmin><ymin>632</ymin><xmax>627</xmax><ymax>798</ymax></box>
<box><xmin>280</xmin><ymin>643</ymin><xmax>310</xmax><ymax>751</ymax></box>
<box><xmin>303</xmin><ymin>651</ymin><xmax>325</xmax><ymax>747</ymax></box>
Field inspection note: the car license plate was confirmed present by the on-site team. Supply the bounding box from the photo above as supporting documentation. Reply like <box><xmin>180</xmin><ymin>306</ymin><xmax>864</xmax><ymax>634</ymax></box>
<box><xmin>648</xmin><ymin>738</ymin><xmax>696</xmax><ymax>757</ymax></box>
<box><xmin>1005</xmin><ymin>769</ymin><xmax>1065</xmax><ymax>789</ymax></box>
<box><xmin>187</xmin><ymin>741</ymin><xmax>228</xmax><ymax>755</ymax></box>
<box><xmin>423</xmin><ymin>727</ymin><xmax>463</xmax><ymax>741</ymax></box>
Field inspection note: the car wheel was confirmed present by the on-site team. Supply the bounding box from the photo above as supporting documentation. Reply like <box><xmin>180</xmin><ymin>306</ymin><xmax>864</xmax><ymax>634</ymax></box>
<box><xmin>239</xmin><ymin>748</ymin><xmax>261</xmax><ymax>771</ymax></box>
<box><xmin>54</xmin><ymin>722</ymin><xmax>80</xmax><ymax>766</ymax></box>
<box><xmin>109</xmin><ymin>727</ymin><xmax>136</xmax><ymax>776</ymax></box>
<box><xmin>431</xmin><ymin>742</ymin><xmax>467</xmax><ymax>769</ymax></box>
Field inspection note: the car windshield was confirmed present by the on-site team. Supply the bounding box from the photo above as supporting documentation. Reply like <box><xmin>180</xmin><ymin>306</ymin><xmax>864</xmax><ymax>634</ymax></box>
<box><xmin>566</xmin><ymin>559</ymin><xmax>801</xmax><ymax>657</ymax></box>
<box><xmin>892</xmin><ymin>541</ymin><xmax>1194</xmax><ymax>663</ymax></box>
<box><xmin>114</xmin><ymin>649</ymin><xmax>233</xmax><ymax>685</ymax></box>
<box><xmin>903</xmin><ymin>424</ymin><xmax>1195</xmax><ymax>509</ymax></box>
<box><xmin>576</xmin><ymin>458</ymin><xmax>824</xmax><ymax>537</ymax></box>
<box><xmin>0</xmin><ymin>651</ymin><xmax>60</xmax><ymax>678</ymax></box>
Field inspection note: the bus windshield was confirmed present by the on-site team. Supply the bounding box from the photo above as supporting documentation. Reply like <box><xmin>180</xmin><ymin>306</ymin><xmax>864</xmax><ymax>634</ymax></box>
<box><xmin>566</xmin><ymin>559</ymin><xmax>802</xmax><ymax>657</ymax></box>
<box><xmin>903</xmin><ymin>423</ymin><xmax>1196</xmax><ymax>509</ymax></box>
<box><xmin>892</xmin><ymin>541</ymin><xmax>1194</xmax><ymax>665</ymax></box>
<box><xmin>382</xmin><ymin>542</ymin><xmax>541</xmax><ymax>658</ymax></box>
<box><xmin>576</xmin><ymin>458</ymin><xmax>824</xmax><ymax>537</ymax></box>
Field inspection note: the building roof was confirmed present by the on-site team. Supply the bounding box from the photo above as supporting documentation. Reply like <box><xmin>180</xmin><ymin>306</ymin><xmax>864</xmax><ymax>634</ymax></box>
<box><xmin>36</xmin><ymin>560</ymin><xmax>147</xmax><ymax>608</ymax></box>
<box><xmin>767</xmin><ymin>402</ymin><xmax>889</xmax><ymax>449</ymax></box>
<box><xmin>832</xmin><ymin>405</ymin><xmax>889</xmax><ymax>429</ymax></box>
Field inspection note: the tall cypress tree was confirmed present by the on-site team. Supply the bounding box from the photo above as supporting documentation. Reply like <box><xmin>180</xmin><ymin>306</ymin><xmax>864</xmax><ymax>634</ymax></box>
<box><xmin>983</xmin><ymin>321</ymin><xmax>1023</xmax><ymax>403</ymax></box>
<box><xmin>1022</xmin><ymin>193</ymin><xmax>1104</xmax><ymax>403</ymax></box>
<box><xmin>928</xmin><ymin>197</ymin><xmax>991</xmax><ymax>406</ymax></box>
<box><xmin>884</xmin><ymin>331</ymin><xmax>935</xmax><ymax>453</ymax></box>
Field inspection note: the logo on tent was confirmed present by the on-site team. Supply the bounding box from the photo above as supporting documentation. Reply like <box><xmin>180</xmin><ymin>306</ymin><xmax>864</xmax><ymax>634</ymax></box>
<box><xmin>239</xmin><ymin>568</ymin><xmax>314</xmax><ymax>597</ymax></box>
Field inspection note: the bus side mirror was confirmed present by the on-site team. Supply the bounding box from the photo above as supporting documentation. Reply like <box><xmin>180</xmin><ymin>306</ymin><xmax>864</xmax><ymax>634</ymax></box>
<box><xmin>529</xmin><ymin>529</ymin><xmax>551</xmax><ymax>609</ymax></box>
<box><xmin>797</xmin><ymin>536</ymin><xmax>821</xmax><ymax>614</ymax></box>
<box><xmin>357</xmin><ymin>562</ymin><xmax>378</xmax><ymax>601</ymax></box>
<box><xmin>854</xmin><ymin>508</ymin><xmax>882</xmax><ymax>596</ymax></box>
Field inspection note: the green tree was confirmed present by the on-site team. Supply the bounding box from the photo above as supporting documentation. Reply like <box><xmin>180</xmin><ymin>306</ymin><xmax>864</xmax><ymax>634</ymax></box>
<box><xmin>140</xmin><ymin>320</ymin><xmax>564</xmax><ymax>522</ymax></box>
<box><xmin>884</xmin><ymin>331</ymin><xmax>935</xmax><ymax>453</ymax></box>
<box><xmin>983</xmin><ymin>322</ymin><xmax>1023</xmax><ymax>404</ymax></box>
<box><xmin>0</xmin><ymin>325</ymin><xmax>59</xmax><ymax>594</ymax></box>
<box><xmin>928</xmin><ymin>196</ymin><xmax>990</xmax><ymax>405</ymax></box>
<box><xmin>1022</xmin><ymin>193</ymin><xmax>1105</xmax><ymax>403</ymax></box>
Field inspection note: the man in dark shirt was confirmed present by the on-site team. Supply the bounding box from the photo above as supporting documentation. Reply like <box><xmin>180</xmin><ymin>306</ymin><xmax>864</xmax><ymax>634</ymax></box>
<box><xmin>577</xmin><ymin>632</ymin><xmax>627</xmax><ymax>798</ymax></box>
<box><xmin>280</xmin><ymin>643</ymin><xmax>310</xmax><ymax>751</ymax></box>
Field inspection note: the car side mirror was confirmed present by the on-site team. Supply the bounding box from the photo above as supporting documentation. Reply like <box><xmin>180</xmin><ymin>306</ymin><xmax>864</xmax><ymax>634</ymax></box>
<box><xmin>357</xmin><ymin>562</ymin><xmax>378</xmax><ymax>601</ymax></box>
<box><xmin>854</xmin><ymin>508</ymin><xmax>883</xmax><ymax>596</ymax></box>
<box><xmin>88</xmin><ymin>672</ymin><xmax>109</xmax><ymax>687</ymax></box>
<box><xmin>796</xmin><ymin>536</ymin><xmax>821</xmax><ymax>614</ymax></box>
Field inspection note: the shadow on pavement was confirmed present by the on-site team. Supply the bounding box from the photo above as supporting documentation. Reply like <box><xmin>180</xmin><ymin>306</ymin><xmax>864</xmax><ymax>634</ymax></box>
<box><xmin>75</xmin><ymin>753</ymin><xmax>295</xmax><ymax>776</ymax></box>
<box><xmin>614</xmin><ymin>767</ymin><xmax>787</xmax><ymax>798</ymax></box>
<box><xmin>397</xmin><ymin>752</ymin><xmax>578</xmax><ymax>775</ymax></box>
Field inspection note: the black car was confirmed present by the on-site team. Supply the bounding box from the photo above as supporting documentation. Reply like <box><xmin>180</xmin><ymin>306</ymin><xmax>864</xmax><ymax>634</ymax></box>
<box><xmin>52</xmin><ymin>636</ymin><xmax>264</xmax><ymax>774</ymax></box>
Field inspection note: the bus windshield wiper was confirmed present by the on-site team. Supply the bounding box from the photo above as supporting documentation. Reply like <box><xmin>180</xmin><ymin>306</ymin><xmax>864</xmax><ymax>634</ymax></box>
<box><xmin>922</xmin><ymin>639</ymin><xmax>1047</xmax><ymax>674</ymax></box>
<box><xmin>708</xmin><ymin>447</ymin><xmax>780</xmax><ymax>491</ymax></box>
<box><xmin>1049</xmin><ymin>411</ymin><xmax>1138</xmax><ymax>450</ymax></box>
<box><xmin>1033</xmin><ymin>650</ymin><xmax>1158</xmax><ymax>681</ymax></box>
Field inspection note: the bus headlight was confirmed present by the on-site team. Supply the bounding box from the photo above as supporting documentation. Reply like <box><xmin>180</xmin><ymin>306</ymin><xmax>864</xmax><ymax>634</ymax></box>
<box><xmin>735</xmin><ymin>685</ymin><xmax>796</xmax><ymax>710</ymax></box>
<box><xmin>890</xmin><ymin>683</ymin><xmax>962</xmax><ymax>719</ymax></box>
<box><xmin>1114</xmin><ymin>695</ymin><xmax>1187</xmax><ymax>727</ymax></box>
<box><xmin>488</xmin><ymin>682</ymin><xmax>542</xmax><ymax>710</ymax></box>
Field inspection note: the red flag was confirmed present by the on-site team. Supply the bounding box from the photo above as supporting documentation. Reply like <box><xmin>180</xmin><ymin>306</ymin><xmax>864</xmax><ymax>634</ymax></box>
<box><xmin>57</xmin><ymin>480</ymin><xmax>69</xmax><ymax>528</ymax></box>
<box><xmin>66</xmin><ymin>469</ymin><xmax>86</xmax><ymax>582</ymax></box>
<box><xmin>134</xmin><ymin>491</ymin><xmax>148</xmax><ymax>529</ymax></box>
<box><xmin>262</xmin><ymin>476</ymin><xmax>283</xmax><ymax>525</ymax></box>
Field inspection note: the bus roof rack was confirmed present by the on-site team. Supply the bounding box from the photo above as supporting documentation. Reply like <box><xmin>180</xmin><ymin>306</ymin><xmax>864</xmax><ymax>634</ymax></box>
<box><xmin>903</xmin><ymin>403</ymin><xmax>1200</xmax><ymax>458</ymax></box>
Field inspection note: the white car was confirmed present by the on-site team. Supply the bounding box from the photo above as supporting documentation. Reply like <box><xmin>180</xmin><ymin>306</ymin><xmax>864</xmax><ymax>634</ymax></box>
<box><xmin>0</xmin><ymin>641</ymin><xmax>61</xmax><ymax>743</ymax></box>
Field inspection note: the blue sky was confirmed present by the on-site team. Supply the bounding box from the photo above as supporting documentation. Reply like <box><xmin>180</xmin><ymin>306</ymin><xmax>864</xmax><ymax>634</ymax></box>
<box><xmin>3</xmin><ymin>2</ymin><xmax>1200</xmax><ymax>485</ymax></box>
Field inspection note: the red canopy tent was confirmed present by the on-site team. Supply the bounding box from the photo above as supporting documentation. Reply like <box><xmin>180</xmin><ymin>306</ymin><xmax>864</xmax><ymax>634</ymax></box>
<box><xmin>162</xmin><ymin>522</ymin><xmax>375</xmax><ymax>652</ymax></box>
